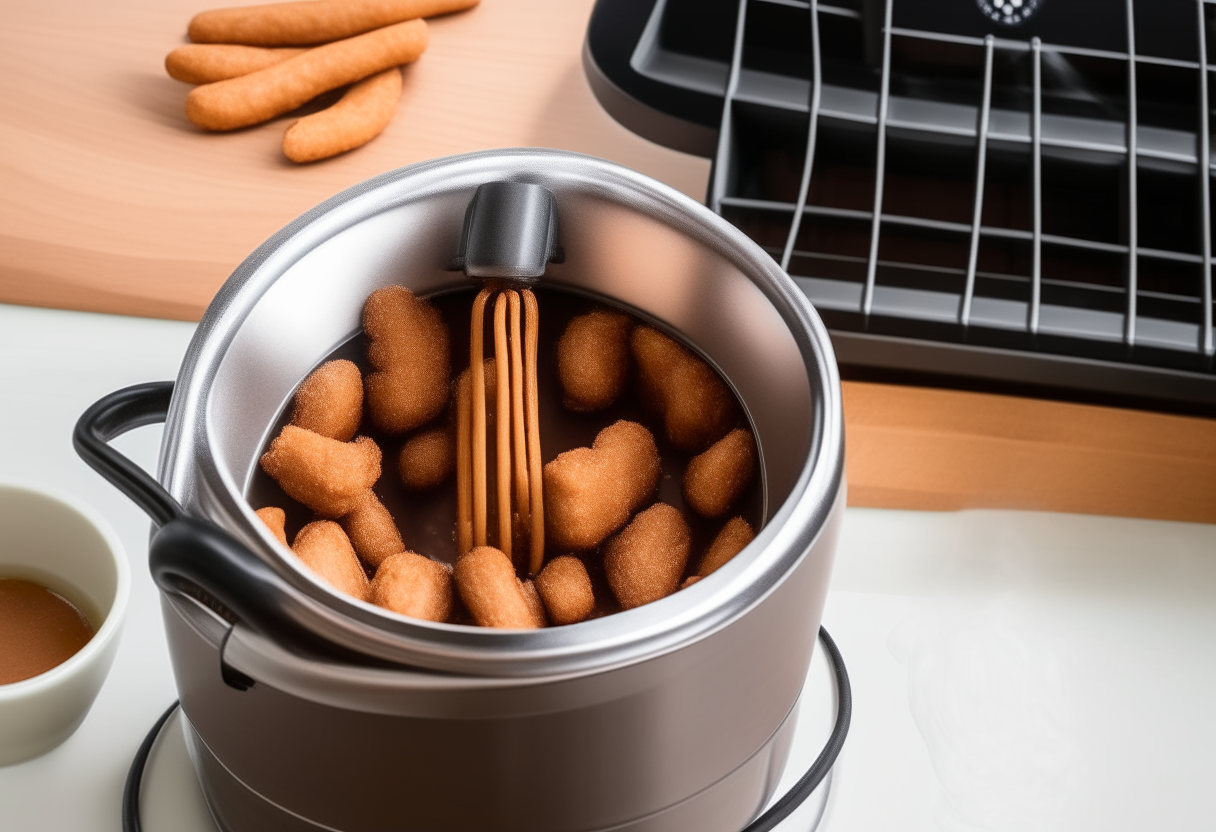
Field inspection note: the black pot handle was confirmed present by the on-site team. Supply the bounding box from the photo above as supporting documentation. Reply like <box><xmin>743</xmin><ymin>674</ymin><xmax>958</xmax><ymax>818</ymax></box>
<box><xmin>74</xmin><ymin>383</ymin><xmax>334</xmax><ymax>659</ymax></box>
<box><xmin>73</xmin><ymin>382</ymin><xmax>184</xmax><ymax>527</ymax></box>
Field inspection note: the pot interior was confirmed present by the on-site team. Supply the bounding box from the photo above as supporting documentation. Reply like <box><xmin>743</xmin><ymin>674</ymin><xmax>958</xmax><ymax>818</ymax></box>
<box><xmin>197</xmin><ymin>159</ymin><xmax>820</xmax><ymax>626</ymax></box>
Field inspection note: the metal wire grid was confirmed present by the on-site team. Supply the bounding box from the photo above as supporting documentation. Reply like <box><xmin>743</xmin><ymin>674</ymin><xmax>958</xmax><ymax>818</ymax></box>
<box><xmin>709</xmin><ymin>0</ymin><xmax>1216</xmax><ymax>373</ymax></box>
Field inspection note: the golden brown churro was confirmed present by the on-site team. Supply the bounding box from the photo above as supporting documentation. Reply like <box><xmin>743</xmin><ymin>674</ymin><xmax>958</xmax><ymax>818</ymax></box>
<box><xmin>340</xmin><ymin>490</ymin><xmax>404</xmax><ymax>570</ymax></box>
<box><xmin>189</xmin><ymin>0</ymin><xmax>479</xmax><ymax>47</ymax></box>
<box><xmin>543</xmin><ymin>420</ymin><xmax>660</xmax><ymax>552</ymax></box>
<box><xmin>518</xmin><ymin>579</ymin><xmax>548</xmax><ymax>628</ymax></box>
<box><xmin>534</xmin><ymin>556</ymin><xmax>595</xmax><ymax>625</ymax></box>
<box><xmin>697</xmin><ymin>517</ymin><xmax>755</xmax><ymax>578</ymax></box>
<box><xmin>290</xmin><ymin>358</ymin><xmax>363</xmax><ymax>442</ymax></box>
<box><xmin>682</xmin><ymin>428</ymin><xmax>756</xmax><ymax>518</ymax></box>
<box><xmin>255</xmin><ymin>506</ymin><xmax>289</xmax><ymax>547</ymax></box>
<box><xmin>556</xmin><ymin>307</ymin><xmax>632</xmax><ymax>412</ymax></box>
<box><xmin>293</xmin><ymin>520</ymin><xmax>370</xmax><ymax>601</ymax></box>
<box><xmin>369</xmin><ymin>551</ymin><xmax>452</xmax><ymax>622</ymax></box>
<box><xmin>185</xmin><ymin>19</ymin><xmax>428</xmax><ymax>132</ymax></box>
<box><xmin>282</xmin><ymin>67</ymin><xmax>402</xmax><ymax>162</ymax></box>
<box><xmin>398</xmin><ymin>424</ymin><xmax>454</xmax><ymax>490</ymax></box>
<box><xmin>259</xmin><ymin>426</ymin><xmax>381</xmax><ymax>518</ymax></box>
<box><xmin>363</xmin><ymin>284</ymin><xmax>451</xmax><ymax>435</ymax></box>
<box><xmin>454</xmin><ymin>547</ymin><xmax>541</xmax><ymax>629</ymax></box>
<box><xmin>604</xmin><ymin>503</ymin><xmax>691</xmax><ymax>610</ymax></box>
<box><xmin>166</xmin><ymin>44</ymin><xmax>306</xmax><ymax>84</ymax></box>
<box><xmin>631</xmin><ymin>325</ymin><xmax>738</xmax><ymax>453</ymax></box>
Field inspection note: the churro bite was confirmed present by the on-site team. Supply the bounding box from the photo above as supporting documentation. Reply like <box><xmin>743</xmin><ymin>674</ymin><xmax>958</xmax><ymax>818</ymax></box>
<box><xmin>399</xmin><ymin>424</ymin><xmax>455</xmax><ymax>491</ymax></box>
<box><xmin>255</xmin><ymin>506</ymin><xmax>288</xmax><ymax>547</ymax></box>
<box><xmin>454</xmin><ymin>547</ymin><xmax>541</xmax><ymax>629</ymax></box>
<box><xmin>363</xmin><ymin>286</ymin><xmax>451</xmax><ymax>434</ymax></box>
<box><xmin>293</xmin><ymin>520</ymin><xmax>370</xmax><ymax>601</ymax></box>
<box><xmin>697</xmin><ymin>517</ymin><xmax>755</xmax><ymax>578</ymax></box>
<box><xmin>557</xmin><ymin>307</ymin><xmax>633</xmax><ymax>412</ymax></box>
<box><xmin>631</xmin><ymin>325</ymin><xmax>737</xmax><ymax>453</ymax></box>
<box><xmin>543</xmin><ymin>420</ymin><xmax>661</xmax><ymax>552</ymax></box>
<box><xmin>340</xmin><ymin>490</ymin><xmax>404</xmax><ymax>570</ymax></box>
<box><xmin>518</xmin><ymin>579</ymin><xmax>549</xmax><ymax>628</ymax></box>
<box><xmin>534</xmin><ymin>556</ymin><xmax>595</xmax><ymax>625</ymax></box>
<box><xmin>291</xmin><ymin>359</ymin><xmax>363</xmax><ymax>442</ymax></box>
<box><xmin>260</xmin><ymin>426</ymin><xmax>381</xmax><ymax>518</ymax></box>
<box><xmin>682</xmin><ymin>429</ymin><xmax>757</xmax><ymax>518</ymax></box>
<box><xmin>605</xmin><ymin>503</ymin><xmax>691</xmax><ymax>610</ymax></box>
<box><xmin>369</xmin><ymin>551</ymin><xmax>452</xmax><ymax>623</ymax></box>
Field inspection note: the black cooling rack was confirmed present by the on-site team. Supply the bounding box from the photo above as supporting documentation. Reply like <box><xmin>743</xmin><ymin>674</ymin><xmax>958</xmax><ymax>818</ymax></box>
<box><xmin>585</xmin><ymin>0</ymin><xmax>1216</xmax><ymax>410</ymax></box>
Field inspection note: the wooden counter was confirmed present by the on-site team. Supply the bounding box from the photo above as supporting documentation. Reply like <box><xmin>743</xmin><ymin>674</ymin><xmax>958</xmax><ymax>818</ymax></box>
<box><xmin>2</xmin><ymin>0</ymin><xmax>1212</xmax><ymax>523</ymax></box>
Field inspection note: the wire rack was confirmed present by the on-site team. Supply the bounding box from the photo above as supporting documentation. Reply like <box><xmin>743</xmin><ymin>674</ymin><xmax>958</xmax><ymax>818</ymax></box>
<box><xmin>641</xmin><ymin>0</ymin><xmax>1216</xmax><ymax>407</ymax></box>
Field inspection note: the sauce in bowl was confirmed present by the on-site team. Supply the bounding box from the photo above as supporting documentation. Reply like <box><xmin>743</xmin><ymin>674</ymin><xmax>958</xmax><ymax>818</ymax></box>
<box><xmin>0</xmin><ymin>578</ymin><xmax>95</xmax><ymax>685</ymax></box>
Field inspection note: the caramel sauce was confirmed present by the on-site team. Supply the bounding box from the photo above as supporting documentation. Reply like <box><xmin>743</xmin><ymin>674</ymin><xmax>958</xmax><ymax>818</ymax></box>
<box><xmin>0</xmin><ymin>578</ymin><xmax>95</xmax><ymax>685</ymax></box>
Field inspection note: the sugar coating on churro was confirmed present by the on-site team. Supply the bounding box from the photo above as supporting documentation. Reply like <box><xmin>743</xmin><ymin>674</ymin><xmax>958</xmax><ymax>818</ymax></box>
<box><xmin>293</xmin><ymin>520</ymin><xmax>370</xmax><ymax>601</ymax></box>
<box><xmin>604</xmin><ymin>503</ymin><xmax>691</xmax><ymax>610</ymax></box>
<box><xmin>631</xmin><ymin>325</ymin><xmax>737</xmax><ymax>453</ymax></box>
<box><xmin>556</xmin><ymin>307</ymin><xmax>633</xmax><ymax>412</ymax></box>
<box><xmin>681</xmin><ymin>575</ymin><xmax>702</xmax><ymax>589</ymax></box>
<box><xmin>518</xmin><ymin>579</ymin><xmax>548</xmax><ymax>628</ymax></box>
<box><xmin>340</xmin><ymin>490</ymin><xmax>404</xmax><ymax>570</ymax></box>
<box><xmin>260</xmin><ymin>425</ymin><xmax>381</xmax><ymax>518</ymax></box>
<box><xmin>255</xmin><ymin>506</ymin><xmax>289</xmax><ymax>547</ymax></box>
<box><xmin>399</xmin><ymin>424</ymin><xmax>454</xmax><ymax>490</ymax></box>
<box><xmin>283</xmin><ymin>67</ymin><xmax>402</xmax><ymax>163</ymax></box>
<box><xmin>543</xmin><ymin>420</ymin><xmax>661</xmax><ymax>551</ymax></box>
<box><xmin>534</xmin><ymin>556</ymin><xmax>595</xmax><ymax>625</ymax></box>
<box><xmin>291</xmin><ymin>359</ymin><xmax>363</xmax><ymax>442</ymax></box>
<box><xmin>453</xmin><ymin>546</ymin><xmax>540</xmax><ymax>629</ymax></box>
<box><xmin>698</xmin><ymin>516</ymin><xmax>755</xmax><ymax>578</ymax></box>
<box><xmin>185</xmin><ymin>19</ymin><xmax>428</xmax><ymax>132</ymax></box>
<box><xmin>363</xmin><ymin>285</ymin><xmax>451</xmax><ymax>434</ymax></box>
<box><xmin>189</xmin><ymin>0</ymin><xmax>479</xmax><ymax>47</ymax></box>
<box><xmin>682</xmin><ymin>428</ymin><xmax>756</xmax><ymax>518</ymax></box>
<box><xmin>369</xmin><ymin>551</ymin><xmax>452</xmax><ymax>622</ymax></box>
<box><xmin>165</xmin><ymin>44</ymin><xmax>306</xmax><ymax>84</ymax></box>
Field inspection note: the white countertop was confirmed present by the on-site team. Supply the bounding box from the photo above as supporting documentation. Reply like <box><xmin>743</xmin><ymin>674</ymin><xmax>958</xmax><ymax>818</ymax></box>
<box><xmin>2</xmin><ymin>301</ymin><xmax>1214</xmax><ymax>831</ymax></box>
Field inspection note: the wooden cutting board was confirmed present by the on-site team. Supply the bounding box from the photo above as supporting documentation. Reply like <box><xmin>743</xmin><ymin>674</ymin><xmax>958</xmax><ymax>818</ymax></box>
<box><xmin>2</xmin><ymin>0</ymin><xmax>1212</xmax><ymax>524</ymax></box>
<box><xmin>0</xmin><ymin>0</ymin><xmax>710</xmax><ymax>320</ymax></box>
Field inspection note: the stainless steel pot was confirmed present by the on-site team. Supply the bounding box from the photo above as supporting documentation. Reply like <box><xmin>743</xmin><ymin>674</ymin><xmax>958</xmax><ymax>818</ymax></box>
<box><xmin>76</xmin><ymin>150</ymin><xmax>845</xmax><ymax>832</ymax></box>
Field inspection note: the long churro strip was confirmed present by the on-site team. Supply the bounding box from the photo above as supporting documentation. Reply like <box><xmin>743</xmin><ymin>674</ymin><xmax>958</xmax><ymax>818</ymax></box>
<box><xmin>166</xmin><ymin>44</ymin><xmax>306</xmax><ymax>84</ymax></box>
<box><xmin>456</xmin><ymin>365</ymin><xmax>473</xmax><ymax>555</ymax></box>
<box><xmin>494</xmin><ymin>294</ymin><xmax>512</xmax><ymax>558</ymax></box>
<box><xmin>523</xmin><ymin>290</ymin><xmax>544</xmax><ymax>575</ymax></box>
<box><xmin>508</xmin><ymin>292</ymin><xmax>530</xmax><ymax>556</ymax></box>
<box><xmin>189</xmin><ymin>0</ymin><xmax>479</xmax><ymax>47</ymax></box>
<box><xmin>470</xmin><ymin>289</ymin><xmax>491</xmax><ymax>548</ymax></box>
<box><xmin>185</xmin><ymin>19</ymin><xmax>428</xmax><ymax>132</ymax></box>
<box><xmin>282</xmin><ymin>67</ymin><xmax>402</xmax><ymax>162</ymax></box>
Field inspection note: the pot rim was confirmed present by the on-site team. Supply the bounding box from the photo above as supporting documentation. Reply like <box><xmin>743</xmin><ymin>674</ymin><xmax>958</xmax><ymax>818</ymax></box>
<box><xmin>157</xmin><ymin>149</ymin><xmax>845</xmax><ymax>677</ymax></box>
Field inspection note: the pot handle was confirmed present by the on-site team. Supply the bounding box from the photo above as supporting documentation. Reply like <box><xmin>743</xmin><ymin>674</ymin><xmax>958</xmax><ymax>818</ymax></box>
<box><xmin>74</xmin><ymin>383</ymin><xmax>336</xmax><ymax>659</ymax></box>
<box><xmin>73</xmin><ymin>381</ymin><xmax>184</xmax><ymax>527</ymax></box>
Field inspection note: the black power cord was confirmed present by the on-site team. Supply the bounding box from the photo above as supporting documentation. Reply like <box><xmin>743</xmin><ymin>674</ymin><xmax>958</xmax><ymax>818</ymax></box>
<box><xmin>124</xmin><ymin>627</ymin><xmax>850</xmax><ymax>832</ymax></box>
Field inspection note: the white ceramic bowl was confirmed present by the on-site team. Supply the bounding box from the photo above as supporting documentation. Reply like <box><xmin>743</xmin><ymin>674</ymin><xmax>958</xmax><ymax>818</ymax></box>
<box><xmin>0</xmin><ymin>482</ymin><xmax>129</xmax><ymax>766</ymax></box>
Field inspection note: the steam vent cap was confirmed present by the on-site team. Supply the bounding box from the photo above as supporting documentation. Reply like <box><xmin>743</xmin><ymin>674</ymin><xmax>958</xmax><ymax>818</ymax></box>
<box><xmin>450</xmin><ymin>181</ymin><xmax>562</xmax><ymax>282</ymax></box>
